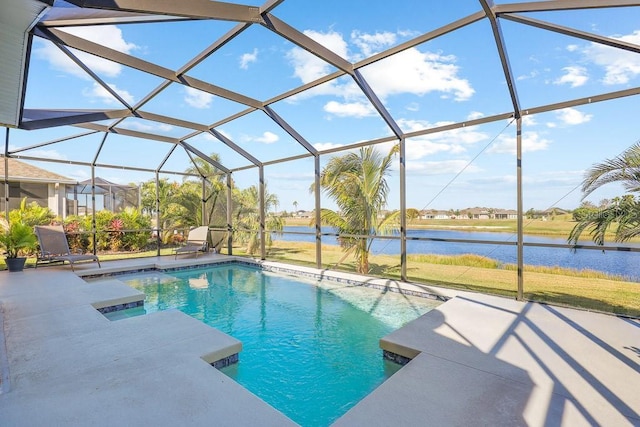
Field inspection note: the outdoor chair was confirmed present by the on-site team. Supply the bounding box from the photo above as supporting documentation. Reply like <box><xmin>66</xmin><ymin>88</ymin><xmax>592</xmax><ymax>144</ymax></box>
<box><xmin>34</xmin><ymin>225</ymin><xmax>101</xmax><ymax>271</ymax></box>
<box><xmin>174</xmin><ymin>226</ymin><xmax>209</xmax><ymax>259</ymax></box>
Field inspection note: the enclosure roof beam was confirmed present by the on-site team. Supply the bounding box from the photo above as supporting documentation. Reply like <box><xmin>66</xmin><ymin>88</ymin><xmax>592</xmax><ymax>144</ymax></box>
<box><xmin>494</xmin><ymin>0</ymin><xmax>640</xmax><ymax>13</ymax></box>
<box><xmin>107</xmin><ymin>22</ymin><xmax>253</xmax><ymax>132</ymax></box>
<box><xmin>21</xmin><ymin>109</ymin><xmax>130</xmax><ymax>130</ymax></box>
<box><xmin>209</xmin><ymin>129</ymin><xmax>262</xmax><ymax>167</ymax></box>
<box><xmin>12</xmin><ymin>153</ymin><xmax>188</xmax><ymax>176</ymax></box>
<box><xmin>39</xmin><ymin>8</ymin><xmax>186</xmax><ymax>27</ymax></box>
<box><xmin>9</xmin><ymin>130</ymin><xmax>99</xmax><ymax>154</ymax></box>
<box><xmin>352</xmin><ymin>70</ymin><xmax>403</xmax><ymax>139</ymax></box>
<box><xmin>261</xmin><ymin>13</ymin><xmax>353</xmax><ymax>75</ymax></box>
<box><xmin>34</xmin><ymin>27</ymin><xmax>264</xmax><ymax>109</ymax></box>
<box><xmin>356</xmin><ymin>11</ymin><xmax>486</xmax><ymax>69</ymax></box>
<box><xmin>44</xmin><ymin>35</ymin><xmax>135</xmax><ymax>112</ymax></box>
<box><xmin>262</xmin><ymin>11</ymin><xmax>485</xmax><ymax>107</ymax></box>
<box><xmin>74</xmin><ymin>123</ymin><xmax>179</xmax><ymax>144</ymax></box>
<box><xmin>501</xmin><ymin>14</ymin><xmax>640</xmax><ymax>54</ymax></box>
<box><xmin>481</xmin><ymin>0</ymin><xmax>521</xmax><ymax>118</ymax></box>
<box><xmin>63</xmin><ymin>0</ymin><xmax>263</xmax><ymax>23</ymax></box>
<box><xmin>136</xmin><ymin>111</ymin><xmax>210</xmax><ymax>133</ymax></box>
<box><xmin>180</xmin><ymin>141</ymin><xmax>230</xmax><ymax>174</ymax></box>
<box><xmin>522</xmin><ymin>86</ymin><xmax>640</xmax><ymax>116</ymax></box>
<box><xmin>259</xmin><ymin>0</ymin><xmax>286</xmax><ymax>14</ymax></box>
<box><xmin>263</xmin><ymin>106</ymin><xmax>317</xmax><ymax>155</ymax></box>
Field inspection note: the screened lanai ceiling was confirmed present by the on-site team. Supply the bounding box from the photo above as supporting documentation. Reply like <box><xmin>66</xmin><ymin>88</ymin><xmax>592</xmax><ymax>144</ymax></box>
<box><xmin>2</xmin><ymin>0</ymin><xmax>640</xmax><ymax>210</ymax></box>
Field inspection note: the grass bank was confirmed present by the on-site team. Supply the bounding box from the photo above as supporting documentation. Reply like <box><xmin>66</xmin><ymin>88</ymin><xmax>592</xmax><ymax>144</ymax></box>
<box><xmin>247</xmin><ymin>240</ymin><xmax>639</xmax><ymax>318</ymax></box>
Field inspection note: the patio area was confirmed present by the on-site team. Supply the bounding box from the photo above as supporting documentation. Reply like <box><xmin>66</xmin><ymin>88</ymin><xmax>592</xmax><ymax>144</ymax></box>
<box><xmin>0</xmin><ymin>255</ymin><xmax>637</xmax><ymax>426</ymax></box>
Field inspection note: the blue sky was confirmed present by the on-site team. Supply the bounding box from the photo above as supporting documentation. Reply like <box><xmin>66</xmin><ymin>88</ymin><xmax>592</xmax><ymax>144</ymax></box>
<box><xmin>9</xmin><ymin>1</ymin><xmax>640</xmax><ymax>213</ymax></box>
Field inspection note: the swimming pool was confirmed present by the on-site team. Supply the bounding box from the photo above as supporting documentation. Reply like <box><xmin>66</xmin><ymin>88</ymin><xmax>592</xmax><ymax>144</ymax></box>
<box><xmin>103</xmin><ymin>263</ymin><xmax>441</xmax><ymax>426</ymax></box>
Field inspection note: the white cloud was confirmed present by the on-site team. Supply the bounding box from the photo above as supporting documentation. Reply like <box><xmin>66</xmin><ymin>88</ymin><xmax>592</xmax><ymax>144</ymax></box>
<box><xmin>34</xmin><ymin>25</ymin><xmax>138</xmax><ymax>79</ymax></box>
<box><xmin>323</xmin><ymin>101</ymin><xmax>376</xmax><ymax>118</ymax></box>
<box><xmin>287</xmin><ymin>30</ymin><xmax>349</xmax><ymax>85</ymax></box>
<box><xmin>406</xmin><ymin>102</ymin><xmax>420</xmax><ymax>112</ymax></box>
<box><xmin>257</xmin><ymin>131</ymin><xmax>279</xmax><ymax>144</ymax></box>
<box><xmin>516</xmin><ymin>70</ymin><xmax>540</xmax><ymax>81</ymax></box>
<box><xmin>82</xmin><ymin>82</ymin><xmax>135</xmax><ymax>105</ymax></box>
<box><xmin>286</xmin><ymin>30</ymin><xmax>474</xmax><ymax>105</ymax></box>
<box><xmin>363</xmin><ymin>48</ymin><xmax>474</xmax><ymax>101</ymax></box>
<box><xmin>351</xmin><ymin>30</ymin><xmax>396</xmax><ymax>59</ymax></box>
<box><xmin>400</xmin><ymin>118</ymin><xmax>489</xmax><ymax>159</ymax></box>
<box><xmin>184</xmin><ymin>87</ymin><xmax>214</xmax><ymax>109</ymax></box>
<box><xmin>521</xmin><ymin>115</ymin><xmax>537</xmax><ymax>126</ymax></box>
<box><xmin>25</xmin><ymin>149</ymin><xmax>67</xmax><ymax>161</ymax></box>
<box><xmin>243</xmin><ymin>131</ymin><xmax>279</xmax><ymax>144</ymax></box>
<box><xmin>314</xmin><ymin>142</ymin><xmax>344</xmax><ymax>151</ymax></box>
<box><xmin>406</xmin><ymin>160</ymin><xmax>481</xmax><ymax>175</ymax></box>
<box><xmin>120</xmin><ymin>120</ymin><xmax>173</xmax><ymax>133</ymax></box>
<box><xmin>240</xmin><ymin>48</ymin><xmax>258</xmax><ymax>70</ymax></box>
<box><xmin>554</xmin><ymin>66</ymin><xmax>588</xmax><ymax>87</ymax></box>
<box><xmin>583</xmin><ymin>30</ymin><xmax>640</xmax><ymax>84</ymax></box>
<box><xmin>488</xmin><ymin>131</ymin><xmax>550</xmax><ymax>155</ymax></box>
<box><xmin>555</xmin><ymin>107</ymin><xmax>592</xmax><ymax>125</ymax></box>
<box><xmin>467</xmin><ymin>111</ymin><xmax>484</xmax><ymax>121</ymax></box>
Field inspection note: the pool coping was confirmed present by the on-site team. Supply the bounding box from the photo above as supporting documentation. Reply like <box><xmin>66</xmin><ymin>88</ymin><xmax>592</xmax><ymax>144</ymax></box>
<box><xmin>1</xmin><ymin>255</ymin><xmax>638</xmax><ymax>426</ymax></box>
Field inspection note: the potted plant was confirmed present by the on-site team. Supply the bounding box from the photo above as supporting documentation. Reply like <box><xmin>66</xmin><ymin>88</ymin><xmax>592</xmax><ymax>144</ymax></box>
<box><xmin>0</xmin><ymin>218</ymin><xmax>38</xmax><ymax>272</ymax></box>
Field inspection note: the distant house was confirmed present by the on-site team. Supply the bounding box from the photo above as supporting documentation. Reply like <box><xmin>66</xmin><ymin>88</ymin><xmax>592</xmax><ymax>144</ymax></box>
<box><xmin>295</xmin><ymin>210</ymin><xmax>313</xmax><ymax>218</ymax></box>
<box><xmin>0</xmin><ymin>158</ymin><xmax>139</xmax><ymax>218</ymax></box>
<box><xmin>494</xmin><ymin>209</ymin><xmax>518</xmax><ymax>220</ymax></box>
<box><xmin>419</xmin><ymin>209</ymin><xmax>451</xmax><ymax>220</ymax></box>
<box><xmin>0</xmin><ymin>157</ymin><xmax>76</xmax><ymax>218</ymax></box>
<box><xmin>461</xmin><ymin>207</ymin><xmax>491</xmax><ymax>219</ymax></box>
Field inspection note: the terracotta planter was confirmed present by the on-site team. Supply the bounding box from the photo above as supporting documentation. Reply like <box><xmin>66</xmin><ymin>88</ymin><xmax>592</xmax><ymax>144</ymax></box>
<box><xmin>5</xmin><ymin>257</ymin><xmax>26</xmax><ymax>272</ymax></box>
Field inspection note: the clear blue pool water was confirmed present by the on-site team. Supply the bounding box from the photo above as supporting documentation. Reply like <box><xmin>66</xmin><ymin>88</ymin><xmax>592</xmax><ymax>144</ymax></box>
<box><xmin>103</xmin><ymin>264</ymin><xmax>441</xmax><ymax>426</ymax></box>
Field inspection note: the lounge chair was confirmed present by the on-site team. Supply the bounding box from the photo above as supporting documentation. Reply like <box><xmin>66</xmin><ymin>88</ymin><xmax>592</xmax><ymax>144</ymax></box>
<box><xmin>174</xmin><ymin>226</ymin><xmax>209</xmax><ymax>259</ymax></box>
<box><xmin>34</xmin><ymin>225</ymin><xmax>101</xmax><ymax>271</ymax></box>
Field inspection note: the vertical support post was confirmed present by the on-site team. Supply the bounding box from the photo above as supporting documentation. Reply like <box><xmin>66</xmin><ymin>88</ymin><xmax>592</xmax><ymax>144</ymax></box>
<box><xmin>314</xmin><ymin>155</ymin><xmax>322</xmax><ymax>268</ymax></box>
<box><xmin>155</xmin><ymin>172</ymin><xmax>161</xmax><ymax>256</ymax></box>
<box><xmin>516</xmin><ymin>118</ymin><xmax>524</xmax><ymax>300</ymax></box>
<box><xmin>259</xmin><ymin>166</ymin><xmax>266</xmax><ymax>260</ymax></box>
<box><xmin>91</xmin><ymin>165</ymin><xmax>97</xmax><ymax>255</ymax></box>
<box><xmin>201</xmin><ymin>177</ymin><xmax>206</xmax><ymax>226</ymax></box>
<box><xmin>226</xmin><ymin>172</ymin><xmax>233</xmax><ymax>255</ymax></box>
<box><xmin>4</xmin><ymin>128</ymin><xmax>9</xmax><ymax>219</ymax></box>
<box><xmin>399</xmin><ymin>138</ymin><xmax>407</xmax><ymax>282</ymax></box>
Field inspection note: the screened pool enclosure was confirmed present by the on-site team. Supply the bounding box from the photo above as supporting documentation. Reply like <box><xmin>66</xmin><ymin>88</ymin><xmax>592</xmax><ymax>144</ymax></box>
<box><xmin>1</xmin><ymin>0</ymin><xmax>639</xmax><ymax>313</ymax></box>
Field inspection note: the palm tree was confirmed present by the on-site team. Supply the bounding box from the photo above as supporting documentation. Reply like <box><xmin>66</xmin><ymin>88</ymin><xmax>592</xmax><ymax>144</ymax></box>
<box><xmin>183</xmin><ymin>152</ymin><xmax>227</xmax><ymax>227</ymax></box>
<box><xmin>316</xmin><ymin>145</ymin><xmax>399</xmax><ymax>274</ymax></box>
<box><xmin>580</xmin><ymin>142</ymin><xmax>640</xmax><ymax>197</ymax></box>
<box><xmin>234</xmin><ymin>183</ymin><xmax>283</xmax><ymax>255</ymax></box>
<box><xmin>569</xmin><ymin>142</ymin><xmax>640</xmax><ymax>245</ymax></box>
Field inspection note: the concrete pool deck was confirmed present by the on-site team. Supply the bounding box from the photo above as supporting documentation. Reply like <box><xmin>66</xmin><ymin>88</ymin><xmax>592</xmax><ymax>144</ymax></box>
<box><xmin>0</xmin><ymin>254</ymin><xmax>638</xmax><ymax>426</ymax></box>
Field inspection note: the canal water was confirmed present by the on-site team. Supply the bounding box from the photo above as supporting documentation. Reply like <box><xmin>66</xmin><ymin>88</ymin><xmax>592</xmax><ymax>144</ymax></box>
<box><xmin>275</xmin><ymin>226</ymin><xmax>640</xmax><ymax>281</ymax></box>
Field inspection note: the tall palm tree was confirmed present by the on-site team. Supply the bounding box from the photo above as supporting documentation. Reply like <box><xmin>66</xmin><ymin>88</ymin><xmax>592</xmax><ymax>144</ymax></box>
<box><xmin>183</xmin><ymin>152</ymin><xmax>227</xmax><ymax>227</ymax></box>
<box><xmin>569</xmin><ymin>142</ymin><xmax>640</xmax><ymax>245</ymax></box>
<box><xmin>316</xmin><ymin>144</ymin><xmax>399</xmax><ymax>274</ymax></box>
<box><xmin>234</xmin><ymin>183</ymin><xmax>283</xmax><ymax>255</ymax></box>
<box><xmin>580</xmin><ymin>142</ymin><xmax>640</xmax><ymax>197</ymax></box>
